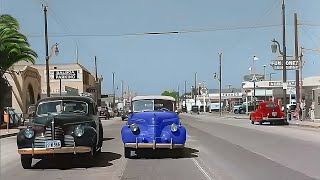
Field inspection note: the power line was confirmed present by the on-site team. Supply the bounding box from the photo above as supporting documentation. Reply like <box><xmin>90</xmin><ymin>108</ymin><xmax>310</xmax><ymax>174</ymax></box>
<box><xmin>223</xmin><ymin>0</ymin><xmax>281</xmax><ymax>52</ymax></box>
<box><xmin>25</xmin><ymin>23</ymin><xmax>282</xmax><ymax>38</ymax></box>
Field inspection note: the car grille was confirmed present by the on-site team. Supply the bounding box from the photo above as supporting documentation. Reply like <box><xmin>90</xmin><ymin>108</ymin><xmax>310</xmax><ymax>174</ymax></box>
<box><xmin>33</xmin><ymin>127</ymin><xmax>75</xmax><ymax>148</ymax></box>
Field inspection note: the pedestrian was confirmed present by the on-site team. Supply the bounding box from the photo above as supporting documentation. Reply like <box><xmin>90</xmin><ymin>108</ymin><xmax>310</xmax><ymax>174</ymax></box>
<box><xmin>300</xmin><ymin>99</ymin><xmax>306</xmax><ymax>121</ymax></box>
<box><xmin>310</xmin><ymin>102</ymin><xmax>315</xmax><ymax>121</ymax></box>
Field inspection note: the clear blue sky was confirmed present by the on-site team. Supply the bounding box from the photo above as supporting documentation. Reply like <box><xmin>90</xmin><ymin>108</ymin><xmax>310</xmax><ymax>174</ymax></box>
<box><xmin>1</xmin><ymin>0</ymin><xmax>320</xmax><ymax>95</ymax></box>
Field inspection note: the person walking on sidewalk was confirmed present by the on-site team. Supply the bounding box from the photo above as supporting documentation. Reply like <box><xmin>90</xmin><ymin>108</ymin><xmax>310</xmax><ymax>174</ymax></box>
<box><xmin>310</xmin><ymin>102</ymin><xmax>315</xmax><ymax>121</ymax></box>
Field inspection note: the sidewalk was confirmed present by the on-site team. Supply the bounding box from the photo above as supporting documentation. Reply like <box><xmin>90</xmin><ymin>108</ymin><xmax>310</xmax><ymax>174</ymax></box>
<box><xmin>207</xmin><ymin>112</ymin><xmax>320</xmax><ymax>129</ymax></box>
<box><xmin>288</xmin><ymin>119</ymin><xmax>320</xmax><ymax>129</ymax></box>
<box><xmin>0</xmin><ymin>126</ymin><xmax>25</xmax><ymax>139</ymax></box>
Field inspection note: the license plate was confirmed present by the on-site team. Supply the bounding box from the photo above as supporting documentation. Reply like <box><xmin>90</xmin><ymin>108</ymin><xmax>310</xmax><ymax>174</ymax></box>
<box><xmin>45</xmin><ymin>140</ymin><xmax>61</xmax><ymax>149</ymax></box>
<box><xmin>272</xmin><ymin>112</ymin><xmax>277</xmax><ymax>116</ymax></box>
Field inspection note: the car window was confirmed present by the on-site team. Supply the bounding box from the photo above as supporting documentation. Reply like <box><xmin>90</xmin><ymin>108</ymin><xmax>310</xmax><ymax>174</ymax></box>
<box><xmin>265</xmin><ymin>103</ymin><xmax>277</xmax><ymax>109</ymax></box>
<box><xmin>36</xmin><ymin>100</ymin><xmax>88</xmax><ymax>116</ymax></box>
<box><xmin>62</xmin><ymin>101</ymin><xmax>88</xmax><ymax>114</ymax></box>
<box><xmin>37</xmin><ymin>101</ymin><xmax>62</xmax><ymax>115</ymax></box>
<box><xmin>154</xmin><ymin>100</ymin><xmax>174</xmax><ymax>111</ymax></box>
<box><xmin>133</xmin><ymin>100</ymin><xmax>154</xmax><ymax>112</ymax></box>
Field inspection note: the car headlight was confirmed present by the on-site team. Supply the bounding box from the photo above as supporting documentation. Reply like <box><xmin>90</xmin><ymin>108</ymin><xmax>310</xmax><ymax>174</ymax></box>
<box><xmin>170</xmin><ymin>123</ymin><xmax>178</xmax><ymax>132</ymax></box>
<box><xmin>24</xmin><ymin>128</ymin><xmax>34</xmax><ymax>139</ymax></box>
<box><xmin>74</xmin><ymin>126</ymin><xmax>85</xmax><ymax>137</ymax></box>
<box><xmin>130</xmin><ymin>123</ymin><xmax>139</xmax><ymax>132</ymax></box>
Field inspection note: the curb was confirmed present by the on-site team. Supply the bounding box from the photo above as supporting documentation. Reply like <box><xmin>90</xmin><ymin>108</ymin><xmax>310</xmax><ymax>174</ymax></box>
<box><xmin>0</xmin><ymin>132</ymin><xmax>18</xmax><ymax>139</ymax></box>
<box><xmin>288</xmin><ymin>123</ymin><xmax>320</xmax><ymax>129</ymax></box>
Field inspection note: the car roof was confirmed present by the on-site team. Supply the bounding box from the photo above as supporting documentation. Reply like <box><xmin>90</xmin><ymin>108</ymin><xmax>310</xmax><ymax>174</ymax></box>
<box><xmin>37</xmin><ymin>96</ymin><xmax>96</xmax><ymax>105</ymax></box>
<box><xmin>132</xmin><ymin>95</ymin><xmax>176</xmax><ymax>102</ymax></box>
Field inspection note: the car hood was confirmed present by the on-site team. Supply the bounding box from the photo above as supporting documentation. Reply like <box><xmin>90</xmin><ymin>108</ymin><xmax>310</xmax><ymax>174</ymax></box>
<box><xmin>129</xmin><ymin>111</ymin><xmax>179</xmax><ymax>125</ymax></box>
<box><xmin>33</xmin><ymin>114</ymin><xmax>94</xmax><ymax>127</ymax></box>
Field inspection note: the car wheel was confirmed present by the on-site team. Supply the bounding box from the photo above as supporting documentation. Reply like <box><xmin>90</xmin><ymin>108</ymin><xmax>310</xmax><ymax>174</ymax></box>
<box><xmin>21</xmin><ymin>155</ymin><xmax>32</xmax><ymax>169</ymax></box>
<box><xmin>251</xmin><ymin>120</ymin><xmax>254</xmax><ymax>124</ymax></box>
<box><xmin>124</xmin><ymin>147</ymin><xmax>132</xmax><ymax>158</ymax></box>
<box><xmin>282</xmin><ymin>120</ymin><xmax>289</xmax><ymax>125</ymax></box>
<box><xmin>259</xmin><ymin>121</ymin><xmax>263</xmax><ymax>125</ymax></box>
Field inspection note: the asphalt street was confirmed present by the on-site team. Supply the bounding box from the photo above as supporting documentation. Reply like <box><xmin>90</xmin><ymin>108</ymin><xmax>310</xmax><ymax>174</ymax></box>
<box><xmin>1</xmin><ymin>114</ymin><xmax>320</xmax><ymax>180</ymax></box>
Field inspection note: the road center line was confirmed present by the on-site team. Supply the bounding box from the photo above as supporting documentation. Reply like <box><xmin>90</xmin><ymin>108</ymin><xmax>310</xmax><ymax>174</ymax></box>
<box><xmin>191</xmin><ymin>158</ymin><xmax>213</xmax><ymax>180</ymax></box>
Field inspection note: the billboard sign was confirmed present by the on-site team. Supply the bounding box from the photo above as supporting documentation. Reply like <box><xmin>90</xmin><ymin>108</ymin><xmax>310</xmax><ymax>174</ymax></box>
<box><xmin>45</xmin><ymin>69</ymin><xmax>82</xmax><ymax>82</ymax></box>
<box><xmin>271</xmin><ymin>60</ymin><xmax>299</xmax><ymax>70</ymax></box>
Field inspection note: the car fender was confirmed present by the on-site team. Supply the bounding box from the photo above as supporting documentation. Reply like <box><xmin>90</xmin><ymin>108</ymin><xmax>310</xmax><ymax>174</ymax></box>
<box><xmin>73</xmin><ymin>126</ymin><xmax>97</xmax><ymax>146</ymax></box>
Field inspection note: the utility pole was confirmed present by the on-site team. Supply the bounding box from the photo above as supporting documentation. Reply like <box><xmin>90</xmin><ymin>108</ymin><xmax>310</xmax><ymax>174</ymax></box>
<box><xmin>184</xmin><ymin>80</ymin><xmax>187</xmax><ymax>111</ymax></box>
<box><xmin>121</xmin><ymin>80</ymin><xmax>124</xmax><ymax>103</ymax></box>
<box><xmin>43</xmin><ymin>5</ymin><xmax>50</xmax><ymax>97</ymax></box>
<box><xmin>294</xmin><ymin>12</ymin><xmax>300</xmax><ymax>105</ymax></box>
<box><xmin>282</xmin><ymin>0</ymin><xmax>288</xmax><ymax>118</ymax></box>
<box><xmin>94</xmin><ymin>56</ymin><xmax>98</xmax><ymax>103</ymax></box>
<box><xmin>177</xmin><ymin>85</ymin><xmax>180</xmax><ymax>108</ymax></box>
<box><xmin>219</xmin><ymin>53</ymin><xmax>222</xmax><ymax>116</ymax></box>
<box><xmin>94</xmin><ymin>56</ymin><xmax>98</xmax><ymax>80</ymax></box>
<box><xmin>112</xmin><ymin>72</ymin><xmax>115</xmax><ymax>108</ymax></box>
<box><xmin>299</xmin><ymin>47</ymin><xmax>303</xmax><ymax>103</ymax></box>
<box><xmin>194</xmin><ymin>72</ymin><xmax>197</xmax><ymax>106</ymax></box>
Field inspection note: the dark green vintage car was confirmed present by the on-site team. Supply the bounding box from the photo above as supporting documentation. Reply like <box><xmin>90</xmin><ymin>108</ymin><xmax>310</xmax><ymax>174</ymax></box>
<box><xmin>17</xmin><ymin>96</ymin><xmax>104</xmax><ymax>169</ymax></box>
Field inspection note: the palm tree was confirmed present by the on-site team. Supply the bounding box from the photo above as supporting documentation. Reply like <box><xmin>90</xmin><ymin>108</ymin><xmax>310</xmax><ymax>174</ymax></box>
<box><xmin>0</xmin><ymin>14</ymin><xmax>37</xmax><ymax>123</ymax></box>
<box><xmin>0</xmin><ymin>14</ymin><xmax>37</xmax><ymax>71</ymax></box>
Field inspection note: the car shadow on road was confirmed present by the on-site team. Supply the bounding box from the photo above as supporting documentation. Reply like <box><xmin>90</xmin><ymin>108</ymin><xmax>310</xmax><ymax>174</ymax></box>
<box><xmin>131</xmin><ymin>147</ymin><xmax>199</xmax><ymax>159</ymax></box>
<box><xmin>103</xmin><ymin>137</ymin><xmax>115</xmax><ymax>141</ymax></box>
<box><xmin>32</xmin><ymin>152</ymin><xmax>121</xmax><ymax>170</ymax></box>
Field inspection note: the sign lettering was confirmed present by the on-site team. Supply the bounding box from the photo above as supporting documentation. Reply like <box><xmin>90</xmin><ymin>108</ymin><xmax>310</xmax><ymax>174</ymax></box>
<box><xmin>271</xmin><ymin>60</ymin><xmax>299</xmax><ymax>70</ymax></box>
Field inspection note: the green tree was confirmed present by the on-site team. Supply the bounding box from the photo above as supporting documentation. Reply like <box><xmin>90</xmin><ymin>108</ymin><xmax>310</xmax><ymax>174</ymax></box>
<box><xmin>161</xmin><ymin>91</ymin><xmax>179</xmax><ymax>100</ymax></box>
<box><xmin>0</xmin><ymin>14</ymin><xmax>37</xmax><ymax>120</ymax></box>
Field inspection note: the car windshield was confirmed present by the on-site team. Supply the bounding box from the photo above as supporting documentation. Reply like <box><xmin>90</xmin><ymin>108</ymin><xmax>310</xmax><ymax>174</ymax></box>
<box><xmin>265</xmin><ymin>103</ymin><xmax>277</xmax><ymax>109</ymax></box>
<box><xmin>36</xmin><ymin>100</ymin><xmax>88</xmax><ymax>116</ymax></box>
<box><xmin>132</xmin><ymin>99</ymin><xmax>174</xmax><ymax>112</ymax></box>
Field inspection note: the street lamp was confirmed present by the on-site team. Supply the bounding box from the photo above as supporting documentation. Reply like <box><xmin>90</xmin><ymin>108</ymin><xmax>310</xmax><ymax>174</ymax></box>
<box><xmin>112</xmin><ymin>72</ymin><xmax>115</xmax><ymax>108</ymax></box>
<box><xmin>271</xmin><ymin>0</ymin><xmax>288</xmax><ymax>119</ymax></box>
<box><xmin>214</xmin><ymin>52</ymin><xmax>222</xmax><ymax>116</ymax></box>
<box><xmin>45</xmin><ymin>43</ymin><xmax>59</xmax><ymax>97</ymax></box>
<box><xmin>251</xmin><ymin>56</ymin><xmax>259</xmax><ymax>111</ymax></box>
<box><xmin>263</xmin><ymin>65</ymin><xmax>267</xmax><ymax>80</ymax></box>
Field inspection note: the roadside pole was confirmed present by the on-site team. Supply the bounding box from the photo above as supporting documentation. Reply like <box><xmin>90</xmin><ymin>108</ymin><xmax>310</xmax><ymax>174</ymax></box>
<box><xmin>4</xmin><ymin>107</ymin><xmax>9</xmax><ymax>133</ymax></box>
<box><xmin>246</xmin><ymin>96</ymin><xmax>249</xmax><ymax>115</ymax></box>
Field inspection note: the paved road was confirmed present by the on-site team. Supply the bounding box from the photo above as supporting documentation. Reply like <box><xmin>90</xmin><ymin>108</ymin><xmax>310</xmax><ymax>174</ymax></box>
<box><xmin>1</xmin><ymin>115</ymin><xmax>320</xmax><ymax>180</ymax></box>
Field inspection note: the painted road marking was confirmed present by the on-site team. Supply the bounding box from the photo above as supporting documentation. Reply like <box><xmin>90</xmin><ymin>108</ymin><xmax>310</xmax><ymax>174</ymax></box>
<box><xmin>191</xmin><ymin>158</ymin><xmax>214</xmax><ymax>180</ymax></box>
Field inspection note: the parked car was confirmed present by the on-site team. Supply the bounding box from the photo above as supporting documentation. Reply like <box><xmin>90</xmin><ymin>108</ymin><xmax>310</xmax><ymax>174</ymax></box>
<box><xmin>250</xmin><ymin>101</ymin><xmax>288</xmax><ymax>125</ymax></box>
<box><xmin>16</xmin><ymin>96</ymin><xmax>104</xmax><ymax>169</ymax></box>
<box><xmin>121</xmin><ymin>95</ymin><xmax>187</xmax><ymax>158</ymax></box>
<box><xmin>98</xmin><ymin>106</ymin><xmax>110</xmax><ymax>119</ymax></box>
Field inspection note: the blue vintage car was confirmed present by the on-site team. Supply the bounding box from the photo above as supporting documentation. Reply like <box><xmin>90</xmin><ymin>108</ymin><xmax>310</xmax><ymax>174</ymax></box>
<box><xmin>121</xmin><ymin>95</ymin><xmax>186</xmax><ymax>158</ymax></box>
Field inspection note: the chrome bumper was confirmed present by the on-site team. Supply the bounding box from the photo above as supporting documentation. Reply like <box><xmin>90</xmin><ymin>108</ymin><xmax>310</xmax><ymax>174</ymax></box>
<box><xmin>262</xmin><ymin>118</ymin><xmax>286</xmax><ymax>121</ymax></box>
<box><xmin>125</xmin><ymin>143</ymin><xmax>184</xmax><ymax>149</ymax></box>
<box><xmin>18</xmin><ymin>146</ymin><xmax>91</xmax><ymax>155</ymax></box>
<box><xmin>124</xmin><ymin>138</ymin><xmax>184</xmax><ymax>149</ymax></box>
